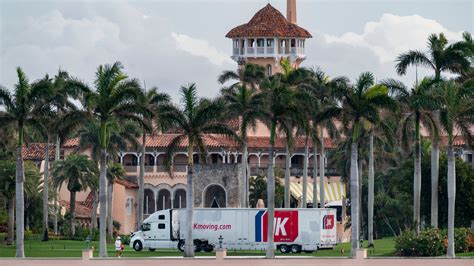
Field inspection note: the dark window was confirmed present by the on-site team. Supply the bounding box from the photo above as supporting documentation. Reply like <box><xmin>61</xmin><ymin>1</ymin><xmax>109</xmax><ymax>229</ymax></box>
<box><xmin>148</xmin><ymin>155</ymin><xmax>154</xmax><ymax>166</ymax></box>
<box><xmin>158</xmin><ymin>223</ymin><xmax>165</xmax><ymax>229</ymax></box>
<box><xmin>468</xmin><ymin>153</ymin><xmax>473</xmax><ymax>163</ymax></box>
<box><xmin>257</xmin><ymin>38</ymin><xmax>264</xmax><ymax>47</ymax></box>
<box><xmin>158</xmin><ymin>214</ymin><xmax>165</xmax><ymax>220</ymax></box>
<box><xmin>211</xmin><ymin>154</ymin><xmax>219</xmax><ymax>164</ymax></box>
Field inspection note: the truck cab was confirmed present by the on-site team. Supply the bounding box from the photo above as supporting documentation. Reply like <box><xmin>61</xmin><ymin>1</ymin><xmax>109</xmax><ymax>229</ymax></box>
<box><xmin>130</xmin><ymin>210</ymin><xmax>174</xmax><ymax>251</ymax></box>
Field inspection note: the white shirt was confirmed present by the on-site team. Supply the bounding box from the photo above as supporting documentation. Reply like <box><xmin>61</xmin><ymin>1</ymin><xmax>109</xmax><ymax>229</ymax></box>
<box><xmin>115</xmin><ymin>239</ymin><xmax>122</xmax><ymax>250</ymax></box>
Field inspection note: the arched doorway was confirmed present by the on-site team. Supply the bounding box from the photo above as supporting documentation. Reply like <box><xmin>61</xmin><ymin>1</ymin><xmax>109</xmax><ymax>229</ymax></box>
<box><xmin>173</xmin><ymin>189</ymin><xmax>186</xmax><ymax>209</ymax></box>
<box><xmin>156</xmin><ymin>189</ymin><xmax>171</xmax><ymax>210</ymax></box>
<box><xmin>144</xmin><ymin>189</ymin><xmax>155</xmax><ymax>214</ymax></box>
<box><xmin>203</xmin><ymin>184</ymin><xmax>226</xmax><ymax>208</ymax></box>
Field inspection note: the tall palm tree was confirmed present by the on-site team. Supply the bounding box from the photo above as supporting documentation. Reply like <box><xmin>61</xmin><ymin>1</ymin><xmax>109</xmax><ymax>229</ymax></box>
<box><xmin>219</xmin><ymin>63</ymin><xmax>266</xmax><ymax>207</ymax></box>
<box><xmin>331</xmin><ymin>72</ymin><xmax>395</xmax><ymax>257</ymax></box>
<box><xmin>395</xmin><ymin>32</ymin><xmax>473</xmax><ymax>228</ymax></box>
<box><xmin>164</xmin><ymin>84</ymin><xmax>238</xmax><ymax>257</ymax></box>
<box><xmin>260</xmin><ymin>76</ymin><xmax>301</xmax><ymax>258</ymax></box>
<box><xmin>382</xmin><ymin>77</ymin><xmax>439</xmax><ymax>234</ymax></box>
<box><xmin>0</xmin><ymin>160</ymin><xmax>40</xmax><ymax>245</ymax></box>
<box><xmin>52</xmin><ymin>154</ymin><xmax>98</xmax><ymax>236</ymax></box>
<box><xmin>0</xmin><ymin>68</ymin><xmax>51</xmax><ymax>257</ymax></box>
<box><xmin>433</xmin><ymin>80</ymin><xmax>473</xmax><ymax>257</ymax></box>
<box><xmin>220</xmin><ymin>85</ymin><xmax>264</xmax><ymax>207</ymax></box>
<box><xmin>137</xmin><ymin>88</ymin><xmax>170</xmax><ymax>226</ymax></box>
<box><xmin>76</xmin><ymin>119</ymin><xmax>141</xmax><ymax>232</ymax></box>
<box><xmin>218</xmin><ymin>63</ymin><xmax>266</xmax><ymax>90</ymax></box>
<box><xmin>106</xmin><ymin>163</ymin><xmax>125</xmax><ymax>237</ymax></box>
<box><xmin>66</xmin><ymin>62</ymin><xmax>148</xmax><ymax>257</ymax></box>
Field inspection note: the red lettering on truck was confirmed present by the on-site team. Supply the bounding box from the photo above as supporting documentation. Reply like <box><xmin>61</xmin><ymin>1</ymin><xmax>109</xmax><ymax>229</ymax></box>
<box><xmin>193</xmin><ymin>223</ymin><xmax>232</xmax><ymax>231</ymax></box>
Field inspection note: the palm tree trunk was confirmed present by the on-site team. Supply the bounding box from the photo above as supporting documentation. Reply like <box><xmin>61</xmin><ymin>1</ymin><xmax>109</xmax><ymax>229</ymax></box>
<box><xmin>99</xmin><ymin>148</ymin><xmax>108</xmax><ymax>257</ymax></box>
<box><xmin>368</xmin><ymin>130</ymin><xmax>374</xmax><ymax>246</ymax></box>
<box><xmin>138</xmin><ymin>132</ymin><xmax>145</xmax><ymax>227</ymax></box>
<box><xmin>266</xmin><ymin>121</ymin><xmax>276</xmax><ymax>259</ymax></box>
<box><xmin>184</xmin><ymin>142</ymin><xmax>195</xmax><ymax>257</ymax></box>
<box><xmin>7</xmin><ymin>197</ymin><xmax>14</xmax><ymax>245</ymax></box>
<box><xmin>107</xmin><ymin>181</ymin><xmax>114</xmax><ymax>238</ymax></box>
<box><xmin>446</xmin><ymin>141</ymin><xmax>456</xmax><ymax>258</ymax></box>
<box><xmin>70</xmin><ymin>191</ymin><xmax>76</xmax><ymax>236</ymax></box>
<box><xmin>414</xmin><ymin>115</ymin><xmax>421</xmax><ymax>235</ymax></box>
<box><xmin>90</xmin><ymin>190</ymin><xmax>98</xmax><ymax>232</ymax></box>
<box><xmin>15</xmin><ymin>143</ymin><xmax>25</xmax><ymax>258</ymax></box>
<box><xmin>358</xmin><ymin>158</ymin><xmax>363</xmax><ymax>244</ymax></box>
<box><xmin>241</xmin><ymin>140</ymin><xmax>248</xmax><ymax>207</ymax></box>
<box><xmin>350</xmin><ymin>142</ymin><xmax>359</xmax><ymax>258</ymax></box>
<box><xmin>431</xmin><ymin>140</ymin><xmax>439</xmax><ymax>228</ymax></box>
<box><xmin>54</xmin><ymin>135</ymin><xmax>60</xmax><ymax>235</ymax></box>
<box><xmin>312</xmin><ymin>139</ymin><xmax>318</xmax><ymax>208</ymax></box>
<box><xmin>284</xmin><ymin>141</ymin><xmax>291</xmax><ymax>208</ymax></box>
<box><xmin>42</xmin><ymin>138</ymin><xmax>50</xmax><ymax>241</ymax></box>
<box><xmin>319</xmin><ymin>128</ymin><xmax>325</xmax><ymax>208</ymax></box>
<box><xmin>302</xmin><ymin>135</ymin><xmax>309</xmax><ymax>208</ymax></box>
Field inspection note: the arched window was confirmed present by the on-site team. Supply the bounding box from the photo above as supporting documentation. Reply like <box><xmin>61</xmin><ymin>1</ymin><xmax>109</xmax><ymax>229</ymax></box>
<box><xmin>144</xmin><ymin>189</ymin><xmax>155</xmax><ymax>214</ymax></box>
<box><xmin>267</xmin><ymin>64</ymin><xmax>272</xmax><ymax>76</ymax></box>
<box><xmin>203</xmin><ymin>184</ymin><xmax>226</xmax><ymax>208</ymax></box>
<box><xmin>173</xmin><ymin>189</ymin><xmax>186</xmax><ymax>209</ymax></box>
<box><xmin>156</xmin><ymin>189</ymin><xmax>172</xmax><ymax>210</ymax></box>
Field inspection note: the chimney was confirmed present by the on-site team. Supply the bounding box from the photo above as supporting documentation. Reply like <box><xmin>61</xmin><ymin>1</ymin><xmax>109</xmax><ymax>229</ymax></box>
<box><xmin>287</xmin><ymin>0</ymin><xmax>297</xmax><ymax>24</ymax></box>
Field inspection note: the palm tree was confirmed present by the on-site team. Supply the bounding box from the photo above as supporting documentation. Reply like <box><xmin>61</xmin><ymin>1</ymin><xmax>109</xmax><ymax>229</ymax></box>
<box><xmin>382</xmin><ymin>77</ymin><xmax>439</xmax><ymax>234</ymax></box>
<box><xmin>0</xmin><ymin>67</ymin><xmax>51</xmax><ymax>257</ymax></box>
<box><xmin>68</xmin><ymin>62</ymin><xmax>147</xmax><ymax>257</ymax></box>
<box><xmin>0</xmin><ymin>160</ymin><xmax>40</xmax><ymax>245</ymax></box>
<box><xmin>52</xmin><ymin>154</ymin><xmax>98</xmax><ymax>236</ymax></box>
<box><xmin>260</xmin><ymin>76</ymin><xmax>301</xmax><ymax>258</ymax></box>
<box><xmin>163</xmin><ymin>84</ymin><xmax>238</xmax><ymax>257</ymax></box>
<box><xmin>433</xmin><ymin>80</ymin><xmax>473</xmax><ymax>257</ymax></box>
<box><xmin>221</xmin><ymin>85</ymin><xmax>264</xmax><ymax>207</ymax></box>
<box><xmin>106</xmin><ymin>163</ymin><xmax>125</xmax><ymax>237</ymax></box>
<box><xmin>395</xmin><ymin>32</ymin><xmax>473</xmax><ymax>228</ymax></box>
<box><xmin>76</xmin><ymin>119</ymin><xmax>141</xmax><ymax>232</ymax></box>
<box><xmin>332</xmin><ymin>72</ymin><xmax>395</xmax><ymax>257</ymax></box>
<box><xmin>137</xmin><ymin>88</ymin><xmax>170</xmax><ymax>226</ymax></box>
<box><xmin>219</xmin><ymin>64</ymin><xmax>266</xmax><ymax>207</ymax></box>
<box><xmin>218</xmin><ymin>63</ymin><xmax>266</xmax><ymax>90</ymax></box>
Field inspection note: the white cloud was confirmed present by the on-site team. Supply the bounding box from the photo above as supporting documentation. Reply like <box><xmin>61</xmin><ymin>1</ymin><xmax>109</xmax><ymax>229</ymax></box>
<box><xmin>171</xmin><ymin>32</ymin><xmax>232</xmax><ymax>66</ymax></box>
<box><xmin>324</xmin><ymin>13</ymin><xmax>464</xmax><ymax>63</ymax></box>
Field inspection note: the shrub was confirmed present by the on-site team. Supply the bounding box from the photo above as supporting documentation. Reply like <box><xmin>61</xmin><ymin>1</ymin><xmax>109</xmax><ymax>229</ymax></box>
<box><xmin>119</xmin><ymin>234</ymin><xmax>130</xmax><ymax>245</ymax></box>
<box><xmin>395</xmin><ymin>228</ymin><xmax>444</xmax><ymax>256</ymax></box>
<box><xmin>440</xmin><ymin>228</ymin><xmax>470</xmax><ymax>253</ymax></box>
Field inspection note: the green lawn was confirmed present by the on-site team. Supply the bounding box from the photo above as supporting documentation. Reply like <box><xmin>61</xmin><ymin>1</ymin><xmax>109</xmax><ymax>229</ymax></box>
<box><xmin>0</xmin><ymin>238</ymin><xmax>472</xmax><ymax>258</ymax></box>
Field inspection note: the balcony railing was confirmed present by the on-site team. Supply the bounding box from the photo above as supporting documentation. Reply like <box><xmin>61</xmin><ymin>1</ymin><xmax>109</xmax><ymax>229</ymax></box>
<box><xmin>124</xmin><ymin>165</ymin><xmax>138</xmax><ymax>173</ymax></box>
<box><xmin>145</xmin><ymin>165</ymin><xmax>154</xmax><ymax>173</ymax></box>
<box><xmin>246</xmin><ymin>47</ymin><xmax>255</xmax><ymax>54</ymax></box>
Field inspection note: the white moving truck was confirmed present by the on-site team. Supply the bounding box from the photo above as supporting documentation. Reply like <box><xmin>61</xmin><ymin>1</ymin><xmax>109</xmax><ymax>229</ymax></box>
<box><xmin>130</xmin><ymin>208</ymin><xmax>337</xmax><ymax>253</ymax></box>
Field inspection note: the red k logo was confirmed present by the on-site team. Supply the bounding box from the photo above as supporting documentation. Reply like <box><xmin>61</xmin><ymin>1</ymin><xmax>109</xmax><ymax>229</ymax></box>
<box><xmin>323</xmin><ymin>214</ymin><xmax>334</xmax><ymax>230</ymax></box>
<box><xmin>261</xmin><ymin>210</ymin><xmax>299</xmax><ymax>242</ymax></box>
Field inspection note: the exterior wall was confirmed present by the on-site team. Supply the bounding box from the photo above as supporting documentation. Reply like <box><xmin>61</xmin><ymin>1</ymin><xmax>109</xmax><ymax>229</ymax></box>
<box><xmin>111</xmin><ymin>183</ymin><xmax>137</xmax><ymax>234</ymax></box>
<box><xmin>193</xmin><ymin>164</ymin><xmax>242</xmax><ymax>208</ymax></box>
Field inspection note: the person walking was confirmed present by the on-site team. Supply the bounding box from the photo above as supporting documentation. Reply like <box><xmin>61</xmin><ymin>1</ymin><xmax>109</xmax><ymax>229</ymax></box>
<box><xmin>115</xmin><ymin>236</ymin><xmax>122</xmax><ymax>257</ymax></box>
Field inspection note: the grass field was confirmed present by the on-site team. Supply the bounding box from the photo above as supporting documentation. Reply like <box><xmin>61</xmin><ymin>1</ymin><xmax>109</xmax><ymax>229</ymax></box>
<box><xmin>0</xmin><ymin>238</ymin><xmax>472</xmax><ymax>258</ymax></box>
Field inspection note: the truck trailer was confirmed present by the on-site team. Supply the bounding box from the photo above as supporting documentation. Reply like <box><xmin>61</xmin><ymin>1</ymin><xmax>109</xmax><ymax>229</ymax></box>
<box><xmin>130</xmin><ymin>208</ymin><xmax>337</xmax><ymax>253</ymax></box>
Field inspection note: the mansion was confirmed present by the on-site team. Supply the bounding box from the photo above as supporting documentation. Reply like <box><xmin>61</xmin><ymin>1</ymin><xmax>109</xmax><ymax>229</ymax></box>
<box><xmin>21</xmin><ymin>0</ymin><xmax>474</xmax><ymax>242</ymax></box>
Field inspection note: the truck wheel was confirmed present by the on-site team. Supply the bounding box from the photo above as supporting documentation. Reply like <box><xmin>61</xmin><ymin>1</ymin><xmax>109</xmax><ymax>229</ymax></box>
<box><xmin>291</xmin><ymin>244</ymin><xmax>301</xmax><ymax>253</ymax></box>
<box><xmin>133</xmin><ymin>240</ymin><xmax>143</xmax><ymax>251</ymax></box>
<box><xmin>279</xmin><ymin>244</ymin><xmax>290</xmax><ymax>253</ymax></box>
<box><xmin>149</xmin><ymin>248</ymin><xmax>156</xmax><ymax>252</ymax></box>
<box><xmin>304</xmin><ymin>250</ymin><xmax>314</xmax><ymax>254</ymax></box>
<box><xmin>194</xmin><ymin>240</ymin><xmax>202</xmax><ymax>252</ymax></box>
<box><xmin>177</xmin><ymin>240</ymin><xmax>185</xmax><ymax>252</ymax></box>
<box><xmin>204</xmin><ymin>244</ymin><xmax>214</xmax><ymax>252</ymax></box>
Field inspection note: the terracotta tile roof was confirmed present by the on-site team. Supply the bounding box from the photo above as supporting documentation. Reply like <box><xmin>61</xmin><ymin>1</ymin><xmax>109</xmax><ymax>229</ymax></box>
<box><xmin>115</xmin><ymin>179</ymin><xmax>138</xmax><ymax>189</ymax></box>
<box><xmin>63</xmin><ymin>137</ymin><xmax>79</xmax><ymax>148</ymax></box>
<box><xmin>59</xmin><ymin>200</ymin><xmax>92</xmax><ymax>219</ymax></box>
<box><xmin>82</xmin><ymin>191</ymin><xmax>95</xmax><ymax>209</ymax></box>
<box><xmin>22</xmin><ymin>143</ymin><xmax>55</xmax><ymax>161</ymax></box>
<box><xmin>226</xmin><ymin>4</ymin><xmax>312</xmax><ymax>38</ymax></box>
<box><xmin>63</xmin><ymin>134</ymin><xmax>336</xmax><ymax>151</ymax></box>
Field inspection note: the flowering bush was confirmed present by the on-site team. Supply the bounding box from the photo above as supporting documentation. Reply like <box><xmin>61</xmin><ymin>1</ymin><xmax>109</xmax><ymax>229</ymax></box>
<box><xmin>395</xmin><ymin>228</ymin><xmax>444</xmax><ymax>256</ymax></box>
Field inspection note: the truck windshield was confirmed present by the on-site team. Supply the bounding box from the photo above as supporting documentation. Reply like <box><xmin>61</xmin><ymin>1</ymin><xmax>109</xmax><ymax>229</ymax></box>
<box><xmin>141</xmin><ymin>223</ymin><xmax>151</xmax><ymax>231</ymax></box>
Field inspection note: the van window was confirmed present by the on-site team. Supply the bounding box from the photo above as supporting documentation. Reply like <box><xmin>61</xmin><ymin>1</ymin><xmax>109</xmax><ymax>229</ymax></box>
<box><xmin>158</xmin><ymin>223</ymin><xmax>165</xmax><ymax>229</ymax></box>
<box><xmin>158</xmin><ymin>215</ymin><xmax>165</xmax><ymax>220</ymax></box>
<box><xmin>141</xmin><ymin>223</ymin><xmax>151</xmax><ymax>231</ymax></box>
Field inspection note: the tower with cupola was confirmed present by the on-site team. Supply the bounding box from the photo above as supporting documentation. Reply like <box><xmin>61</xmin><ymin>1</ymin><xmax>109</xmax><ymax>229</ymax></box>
<box><xmin>226</xmin><ymin>0</ymin><xmax>312</xmax><ymax>75</ymax></box>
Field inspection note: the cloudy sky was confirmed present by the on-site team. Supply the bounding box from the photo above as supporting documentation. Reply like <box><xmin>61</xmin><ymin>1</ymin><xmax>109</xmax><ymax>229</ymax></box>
<box><xmin>1</xmin><ymin>0</ymin><xmax>472</xmax><ymax>101</ymax></box>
